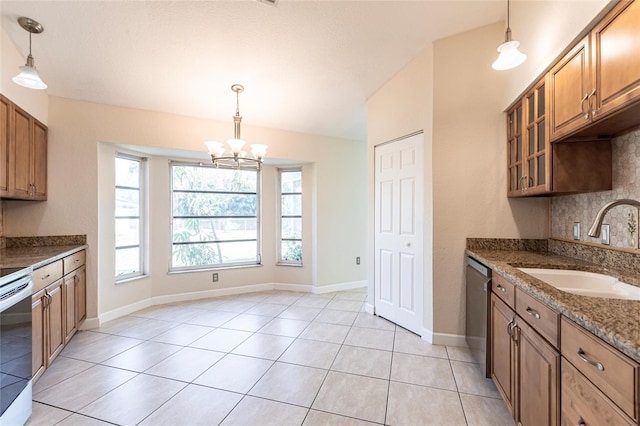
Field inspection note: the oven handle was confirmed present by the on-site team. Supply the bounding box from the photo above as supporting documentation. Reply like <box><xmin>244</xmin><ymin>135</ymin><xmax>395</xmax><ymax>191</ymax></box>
<box><xmin>0</xmin><ymin>276</ymin><xmax>33</xmax><ymax>313</ymax></box>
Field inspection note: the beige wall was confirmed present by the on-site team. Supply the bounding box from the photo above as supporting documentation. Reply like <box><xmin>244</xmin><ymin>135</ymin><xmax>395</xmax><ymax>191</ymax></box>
<box><xmin>367</xmin><ymin>0</ymin><xmax>609</xmax><ymax>342</ymax></box>
<box><xmin>5</xmin><ymin>96</ymin><xmax>367</xmax><ymax>319</ymax></box>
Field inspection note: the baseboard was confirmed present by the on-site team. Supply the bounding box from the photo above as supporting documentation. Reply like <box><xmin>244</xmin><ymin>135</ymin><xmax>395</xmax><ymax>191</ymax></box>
<box><xmin>312</xmin><ymin>280</ymin><xmax>367</xmax><ymax>294</ymax></box>
<box><xmin>430</xmin><ymin>331</ymin><xmax>467</xmax><ymax>347</ymax></box>
<box><xmin>420</xmin><ymin>328</ymin><xmax>433</xmax><ymax>343</ymax></box>
<box><xmin>151</xmin><ymin>283</ymin><xmax>274</xmax><ymax>305</ymax></box>
<box><xmin>364</xmin><ymin>303</ymin><xmax>374</xmax><ymax>314</ymax></box>
<box><xmin>79</xmin><ymin>317</ymin><xmax>100</xmax><ymax>330</ymax></box>
<box><xmin>93</xmin><ymin>280</ymin><xmax>366</xmax><ymax>327</ymax></box>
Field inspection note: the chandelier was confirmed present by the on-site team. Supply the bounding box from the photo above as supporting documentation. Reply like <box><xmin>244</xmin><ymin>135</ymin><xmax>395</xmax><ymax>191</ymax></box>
<box><xmin>204</xmin><ymin>84</ymin><xmax>268</xmax><ymax>170</ymax></box>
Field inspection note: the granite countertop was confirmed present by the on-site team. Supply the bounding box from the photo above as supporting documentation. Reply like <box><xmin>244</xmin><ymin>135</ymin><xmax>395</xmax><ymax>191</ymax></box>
<box><xmin>0</xmin><ymin>245</ymin><xmax>88</xmax><ymax>269</ymax></box>
<box><xmin>466</xmin><ymin>248</ymin><xmax>640</xmax><ymax>363</ymax></box>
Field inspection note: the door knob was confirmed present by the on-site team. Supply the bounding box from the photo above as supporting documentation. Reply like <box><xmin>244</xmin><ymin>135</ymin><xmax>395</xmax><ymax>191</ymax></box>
<box><xmin>406</xmin><ymin>243</ymin><xmax>411</xmax><ymax>247</ymax></box>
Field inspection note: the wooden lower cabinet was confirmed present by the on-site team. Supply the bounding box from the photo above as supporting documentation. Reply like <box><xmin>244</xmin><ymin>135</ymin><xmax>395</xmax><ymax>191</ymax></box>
<box><xmin>516</xmin><ymin>319</ymin><xmax>560</xmax><ymax>426</ymax></box>
<box><xmin>76</xmin><ymin>265</ymin><xmax>87</xmax><ymax>324</ymax></box>
<box><xmin>490</xmin><ymin>293</ymin><xmax>560</xmax><ymax>426</ymax></box>
<box><xmin>63</xmin><ymin>273</ymin><xmax>77</xmax><ymax>344</ymax></box>
<box><xmin>32</xmin><ymin>279</ymin><xmax>65</xmax><ymax>382</ymax></box>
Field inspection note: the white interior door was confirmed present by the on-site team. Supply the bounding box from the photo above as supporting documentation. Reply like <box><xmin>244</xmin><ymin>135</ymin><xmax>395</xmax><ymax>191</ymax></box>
<box><xmin>374</xmin><ymin>133</ymin><xmax>423</xmax><ymax>334</ymax></box>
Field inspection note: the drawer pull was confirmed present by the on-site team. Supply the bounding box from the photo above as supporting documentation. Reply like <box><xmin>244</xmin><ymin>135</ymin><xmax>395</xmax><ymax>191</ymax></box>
<box><xmin>578</xmin><ymin>416</ymin><xmax>586</xmax><ymax>426</ymax></box>
<box><xmin>525</xmin><ymin>307</ymin><xmax>541</xmax><ymax>319</ymax></box>
<box><xmin>496</xmin><ymin>284</ymin><xmax>507</xmax><ymax>293</ymax></box>
<box><xmin>42</xmin><ymin>274</ymin><xmax>51</xmax><ymax>280</ymax></box>
<box><xmin>577</xmin><ymin>348</ymin><xmax>605</xmax><ymax>371</ymax></box>
<box><xmin>74</xmin><ymin>259</ymin><xmax>80</xmax><ymax>263</ymax></box>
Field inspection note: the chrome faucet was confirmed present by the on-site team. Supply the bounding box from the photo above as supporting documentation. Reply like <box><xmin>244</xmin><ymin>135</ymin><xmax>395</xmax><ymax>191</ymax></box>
<box><xmin>587</xmin><ymin>199</ymin><xmax>640</xmax><ymax>237</ymax></box>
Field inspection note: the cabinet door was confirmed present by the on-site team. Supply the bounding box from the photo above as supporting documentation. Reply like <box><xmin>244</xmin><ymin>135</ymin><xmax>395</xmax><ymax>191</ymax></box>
<box><xmin>76</xmin><ymin>266</ymin><xmax>87</xmax><ymax>325</ymax></box>
<box><xmin>549</xmin><ymin>36</ymin><xmax>592</xmax><ymax>142</ymax></box>
<box><xmin>46</xmin><ymin>280</ymin><xmax>65</xmax><ymax>365</ymax></box>
<box><xmin>32</xmin><ymin>119</ymin><xmax>47</xmax><ymax>200</ymax></box>
<box><xmin>63</xmin><ymin>274</ymin><xmax>77</xmax><ymax>344</ymax></box>
<box><xmin>523</xmin><ymin>80</ymin><xmax>550</xmax><ymax>195</ymax></box>
<box><xmin>591</xmin><ymin>0</ymin><xmax>640</xmax><ymax>120</ymax></box>
<box><xmin>516</xmin><ymin>319</ymin><xmax>560</xmax><ymax>426</ymax></box>
<box><xmin>32</xmin><ymin>291</ymin><xmax>47</xmax><ymax>382</ymax></box>
<box><xmin>12</xmin><ymin>105</ymin><xmax>32</xmax><ymax>198</ymax></box>
<box><xmin>0</xmin><ymin>96</ymin><xmax>10</xmax><ymax>195</ymax></box>
<box><xmin>507</xmin><ymin>103</ymin><xmax>524</xmax><ymax>196</ymax></box>
<box><xmin>491</xmin><ymin>294</ymin><xmax>516</xmax><ymax>416</ymax></box>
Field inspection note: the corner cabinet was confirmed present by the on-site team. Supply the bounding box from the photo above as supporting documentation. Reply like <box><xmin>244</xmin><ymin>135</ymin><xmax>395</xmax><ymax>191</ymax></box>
<box><xmin>507</xmin><ymin>79</ymin><xmax>612</xmax><ymax>197</ymax></box>
<box><xmin>0</xmin><ymin>94</ymin><xmax>47</xmax><ymax>200</ymax></box>
<box><xmin>549</xmin><ymin>0</ymin><xmax>640</xmax><ymax>142</ymax></box>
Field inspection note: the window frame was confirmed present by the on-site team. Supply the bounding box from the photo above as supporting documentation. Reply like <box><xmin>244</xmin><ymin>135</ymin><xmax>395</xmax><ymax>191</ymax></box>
<box><xmin>277</xmin><ymin>167</ymin><xmax>303</xmax><ymax>266</ymax></box>
<box><xmin>169</xmin><ymin>161</ymin><xmax>262</xmax><ymax>272</ymax></box>
<box><xmin>115</xmin><ymin>152</ymin><xmax>146</xmax><ymax>282</ymax></box>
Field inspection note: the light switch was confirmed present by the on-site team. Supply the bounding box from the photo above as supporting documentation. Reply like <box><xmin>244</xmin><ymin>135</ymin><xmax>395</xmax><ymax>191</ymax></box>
<box><xmin>572</xmin><ymin>222</ymin><xmax>581</xmax><ymax>240</ymax></box>
<box><xmin>601</xmin><ymin>224</ymin><xmax>610</xmax><ymax>245</ymax></box>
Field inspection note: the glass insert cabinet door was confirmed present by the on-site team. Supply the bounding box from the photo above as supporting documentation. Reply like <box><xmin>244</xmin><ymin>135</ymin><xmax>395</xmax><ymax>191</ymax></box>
<box><xmin>507</xmin><ymin>77</ymin><xmax>550</xmax><ymax>197</ymax></box>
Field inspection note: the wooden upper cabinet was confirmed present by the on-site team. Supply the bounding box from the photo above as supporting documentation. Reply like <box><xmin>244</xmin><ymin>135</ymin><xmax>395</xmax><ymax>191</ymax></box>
<box><xmin>549</xmin><ymin>0</ymin><xmax>640</xmax><ymax>142</ymax></box>
<box><xmin>591</xmin><ymin>0</ymin><xmax>640</xmax><ymax>120</ymax></box>
<box><xmin>522</xmin><ymin>80</ymin><xmax>550</xmax><ymax>195</ymax></box>
<box><xmin>0</xmin><ymin>96</ymin><xmax>9</xmax><ymax>195</ymax></box>
<box><xmin>0</xmin><ymin>94</ymin><xmax>48</xmax><ymax>200</ymax></box>
<box><xmin>549</xmin><ymin>37</ymin><xmax>592</xmax><ymax>142</ymax></box>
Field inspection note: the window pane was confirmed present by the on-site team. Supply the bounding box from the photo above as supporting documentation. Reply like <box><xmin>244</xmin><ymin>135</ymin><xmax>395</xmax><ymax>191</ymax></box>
<box><xmin>116</xmin><ymin>218</ymin><xmax>139</xmax><ymax>247</ymax></box>
<box><xmin>115</xmin><ymin>157</ymin><xmax>140</xmax><ymax>187</ymax></box>
<box><xmin>281</xmin><ymin>171</ymin><xmax>302</xmax><ymax>193</ymax></box>
<box><xmin>173</xmin><ymin>218</ymin><xmax>256</xmax><ymax>243</ymax></box>
<box><xmin>173</xmin><ymin>166</ymin><xmax>256</xmax><ymax>192</ymax></box>
<box><xmin>281</xmin><ymin>217</ymin><xmax>302</xmax><ymax>239</ymax></box>
<box><xmin>172</xmin><ymin>241</ymin><xmax>257</xmax><ymax>267</ymax></box>
<box><xmin>173</xmin><ymin>192</ymin><xmax>256</xmax><ymax>217</ymax></box>
<box><xmin>281</xmin><ymin>240</ymin><xmax>302</xmax><ymax>262</ymax></box>
<box><xmin>116</xmin><ymin>188</ymin><xmax>140</xmax><ymax>216</ymax></box>
<box><xmin>116</xmin><ymin>247</ymin><xmax>140</xmax><ymax>276</ymax></box>
<box><xmin>281</xmin><ymin>194</ymin><xmax>301</xmax><ymax>216</ymax></box>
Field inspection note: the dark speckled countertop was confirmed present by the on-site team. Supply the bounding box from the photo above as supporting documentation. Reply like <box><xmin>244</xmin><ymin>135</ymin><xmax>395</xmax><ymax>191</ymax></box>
<box><xmin>467</xmin><ymin>248</ymin><xmax>640</xmax><ymax>363</ymax></box>
<box><xmin>0</xmin><ymin>245</ymin><xmax>87</xmax><ymax>269</ymax></box>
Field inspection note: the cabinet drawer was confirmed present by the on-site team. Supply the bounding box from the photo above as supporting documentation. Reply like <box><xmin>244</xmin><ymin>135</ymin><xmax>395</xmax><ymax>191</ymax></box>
<box><xmin>492</xmin><ymin>274</ymin><xmax>515</xmax><ymax>308</ymax></box>
<box><xmin>561</xmin><ymin>358</ymin><xmax>634</xmax><ymax>426</ymax></box>
<box><xmin>561</xmin><ymin>317</ymin><xmax>639</xmax><ymax>421</ymax></box>
<box><xmin>63</xmin><ymin>250</ymin><xmax>86</xmax><ymax>274</ymax></box>
<box><xmin>515</xmin><ymin>288</ymin><xmax>559</xmax><ymax>348</ymax></box>
<box><xmin>32</xmin><ymin>260</ymin><xmax>63</xmax><ymax>293</ymax></box>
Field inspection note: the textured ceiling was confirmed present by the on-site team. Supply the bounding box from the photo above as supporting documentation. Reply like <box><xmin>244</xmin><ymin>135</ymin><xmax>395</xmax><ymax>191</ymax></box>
<box><xmin>1</xmin><ymin>1</ymin><xmax>505</xmax><ymax>141</ymax></box>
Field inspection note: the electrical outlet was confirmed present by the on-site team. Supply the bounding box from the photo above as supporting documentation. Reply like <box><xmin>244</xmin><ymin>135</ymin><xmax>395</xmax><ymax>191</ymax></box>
<box><xmin>212</xmin><ymin>273</ymin><xmax>219</xmax><ymax>282</ymax></box>
<box><xmin>601</xmin><ymin>224</ymin><xmax>610</xmax><ymax>245</ymax></box>
<box><xmin>572</xmin><ymin>222</ymin><xmax>581</xmax><ymax>240</ymax></box>
<box><xmin>356</xmin><ymin>257</ymin><xmax>360</xmax><ymax>265</ymax></box>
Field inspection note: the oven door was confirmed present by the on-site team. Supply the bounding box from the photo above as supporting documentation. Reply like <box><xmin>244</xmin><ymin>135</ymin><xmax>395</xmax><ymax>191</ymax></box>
<box><xmin>0</xmin><ymin>275</ymin><xmax>33</xmax><ymax>425</ymax></box>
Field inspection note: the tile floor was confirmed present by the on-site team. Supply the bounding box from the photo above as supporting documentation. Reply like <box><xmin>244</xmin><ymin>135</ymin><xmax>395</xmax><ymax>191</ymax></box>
<box><xmin>27</xmin><ymin>288</ymin><xmax>514</xmax><ymax>426</ymax></box>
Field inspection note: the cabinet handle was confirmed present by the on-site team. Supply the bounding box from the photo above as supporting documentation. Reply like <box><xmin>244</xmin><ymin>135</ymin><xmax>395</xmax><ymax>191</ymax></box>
<box><xmin>525</xmin><ymin>307</ymin><xmax>541</xmax><ymax>319</ymax></box>
<box><xmin>581</xmin><ymin>93</ymin><xmax>589</xmax><ymax>119</ymax></box>
<box><xmin>506</xmin><ymin>318</ymin><xmax>515</xmax><ymax>337</ymax></box>
<box><xmin>578</xmin><ymin>416</ymin><xmax>586</xmax><ymax>426</ymax></box>
<box><xmin>42</xmin><ymin>274</ymin><xmax>51</xmax><ymax>280</ymax></box>
<box><xmin>74</xmin><ymin>259</ymin><xmax>80</xmax><ymax>263</ymax></box>
<box><xmin>586</xmin><ymin>88</ymin><xmax>596</xmax><ymax>119</ymax></box>
<box><xmin>512</xmin><ymin>323</ymin><xmax>520</xmax><ymax>344</ymax></box>
<box><xmin>577</xmin><ymin>348</ymin><xmax>605</xmax><ymax>371</ymax></box>
<box><xmin>496</xmin><ymin>284</ymin><xmax>507</xmax><ymax>293</ymax></box>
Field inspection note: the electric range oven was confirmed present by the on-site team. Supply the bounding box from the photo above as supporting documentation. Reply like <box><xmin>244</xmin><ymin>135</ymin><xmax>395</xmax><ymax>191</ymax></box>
<box><xmin>0</xmin><ymin>266</ymin><xmax>33</xmax><ymax>426</ymax></box>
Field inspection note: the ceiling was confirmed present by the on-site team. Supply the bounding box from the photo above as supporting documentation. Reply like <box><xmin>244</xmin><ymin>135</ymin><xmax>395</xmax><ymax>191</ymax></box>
<box><xmin>1</xmin><ymin>1</ymin><xmax>506</xmax><ymax>141</ymax></box>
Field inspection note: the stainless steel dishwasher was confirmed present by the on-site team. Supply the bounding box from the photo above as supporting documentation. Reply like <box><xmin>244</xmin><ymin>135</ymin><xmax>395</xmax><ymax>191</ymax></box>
<box><xmin>465</xmin><ymin>256</ymin><xmax>491</xmax><ymax>378</ymax></box>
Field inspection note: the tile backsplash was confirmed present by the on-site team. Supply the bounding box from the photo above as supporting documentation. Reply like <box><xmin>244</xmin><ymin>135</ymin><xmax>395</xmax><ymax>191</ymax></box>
<box><xmin>551</xmin><ymin>129</ymin><xmax>640</xmax><ymax>249</ymax></box>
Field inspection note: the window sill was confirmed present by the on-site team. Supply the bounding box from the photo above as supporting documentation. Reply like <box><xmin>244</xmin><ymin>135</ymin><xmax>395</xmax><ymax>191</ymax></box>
<box><xmin>168</xmin><ymin>264</ymin><xmax>263</xmax><ymax>274</ymax></box>
<box><xmin>115</xmin><ymin>274</ymin><xmax>149</xmax><ymax>285</ymax></box>
<box><xmin>276</xmin><ymin>262</ymin><xmax>303</xmax><ymax>268</ymax></box>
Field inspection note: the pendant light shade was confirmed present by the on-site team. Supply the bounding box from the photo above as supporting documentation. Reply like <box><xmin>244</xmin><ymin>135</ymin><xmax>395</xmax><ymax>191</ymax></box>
<box><xmin>492</xmin><ymin>0</ymin><xmax>526</xmax><ymax>71</ymax></box>
<box><xmin>13</xmin><ymin>17</ymin><xmax>48</xmax><ymax>90</ymax></box>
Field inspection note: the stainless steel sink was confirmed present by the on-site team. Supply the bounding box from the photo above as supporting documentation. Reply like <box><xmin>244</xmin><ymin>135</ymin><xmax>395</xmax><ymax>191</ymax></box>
<box><xmin>517</xmin><ymin>268</ymin><xmax>640</xmax><ymax>301</ymax></box>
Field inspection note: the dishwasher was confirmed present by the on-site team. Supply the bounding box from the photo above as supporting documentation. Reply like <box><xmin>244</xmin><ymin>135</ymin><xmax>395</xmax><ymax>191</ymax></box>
<box><xmin>465</xmin><ymin>256</ymin><xmax>491</xmax><ymax>378</ymax></box>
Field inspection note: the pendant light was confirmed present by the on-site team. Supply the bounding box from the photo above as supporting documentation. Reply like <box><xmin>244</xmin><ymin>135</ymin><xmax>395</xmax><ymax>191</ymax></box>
<box><xmin>204</xmin><ymin>84</ymin><xmax>268</xmax><ymax>169</ymax></box>
<box><xmin>492</xmin><ymin>0</ymin><xmax>526</xmax><ymax>71</ymax></box>
<box><xmin>12</xmin><ymin>17</ymin><xmax>48</xmax><ymax>90</ymax></box>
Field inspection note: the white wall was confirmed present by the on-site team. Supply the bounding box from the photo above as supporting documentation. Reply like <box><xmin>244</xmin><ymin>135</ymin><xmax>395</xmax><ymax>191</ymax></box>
<box><xmin>5</xmin><ymin>96</ymin><xmax>367</xmax><ymax>320</ymax></box>
<box><xmin>367</xmin><ymin>0</ymin><xmax>609</xmax><ymax>342</ymax></box>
